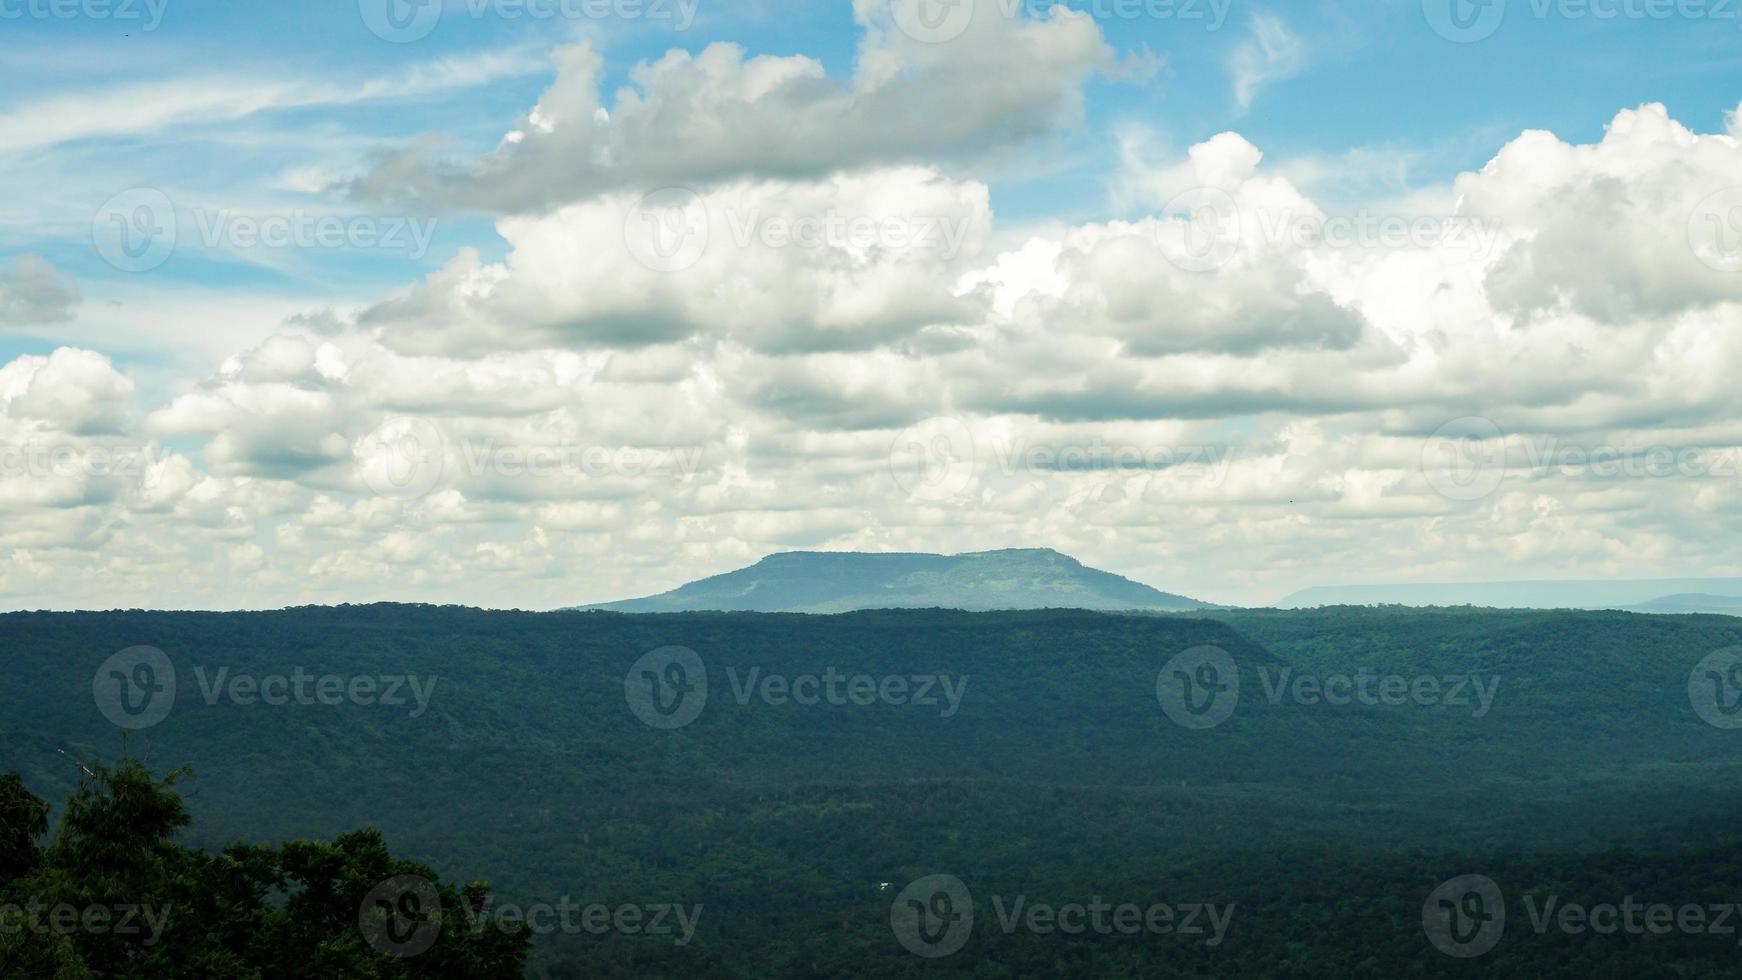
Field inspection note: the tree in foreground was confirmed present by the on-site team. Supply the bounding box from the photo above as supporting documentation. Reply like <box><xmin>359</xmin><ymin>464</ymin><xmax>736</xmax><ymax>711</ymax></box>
<box><xmin>0</xmin><ymin>759</ymin><xmax>529</xmax><ymax>979</ymax></box>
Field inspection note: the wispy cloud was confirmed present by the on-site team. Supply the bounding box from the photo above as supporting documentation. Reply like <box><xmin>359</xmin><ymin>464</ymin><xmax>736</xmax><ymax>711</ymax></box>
<box><xmin>1230</xmin><ymin>13</ymin><xmax>1306</xmax><ymax>112</ymax></box>
<box><xmin>0</xmin><ymin>47</ymin><xmax>545</xmax><ymax>155</ymax></box>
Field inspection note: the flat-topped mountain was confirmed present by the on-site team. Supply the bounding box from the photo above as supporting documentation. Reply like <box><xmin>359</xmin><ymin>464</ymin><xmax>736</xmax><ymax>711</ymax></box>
<box><xmin>587</xmin><ymin>548</ymin><xmax>1209</xmax><ymax>613</ymax></box>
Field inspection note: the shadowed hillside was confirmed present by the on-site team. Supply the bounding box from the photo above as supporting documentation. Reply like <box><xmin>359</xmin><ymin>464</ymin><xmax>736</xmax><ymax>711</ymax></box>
<box><xmin>5</xmin><ymin>605</ymin><xmax>1742</xmax><ymax>975</ymax></box>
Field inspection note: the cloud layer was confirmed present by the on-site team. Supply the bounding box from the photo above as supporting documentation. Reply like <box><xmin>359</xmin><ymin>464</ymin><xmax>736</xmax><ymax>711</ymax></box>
<box><xmin>6</xmin><ymin>5</ymin><xmax>1742</xmax><ymax>610</ymax></box>
<box><xmin>352</xmin><ymin>4</ymin><xmax>1112</xmax><ymax>214</ymax></box>
<box><xmin>0</xmin><ymin>256</ymin><xmax>79</xmax><ymax>326</ymax></box>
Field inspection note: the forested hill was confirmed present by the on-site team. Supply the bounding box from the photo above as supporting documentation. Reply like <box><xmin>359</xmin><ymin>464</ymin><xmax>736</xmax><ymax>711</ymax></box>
<box><xmin>4</xmin><ymin>604</ymin><xmax>1742</xmax><ymax>977</ymax></box>
<box><xmin>586</xmin><ymin>548</ymin><xmax>1210</xmax><ymax>613</ymax></box>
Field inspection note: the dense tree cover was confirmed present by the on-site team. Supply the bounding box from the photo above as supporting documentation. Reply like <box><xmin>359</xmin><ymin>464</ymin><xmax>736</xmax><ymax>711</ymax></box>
<box><xmin>0</xmin><ymin>758</ymin><xmax>529</xmax><ymax>978</ymax></box>
<box><xmin>2</xmin><ymin>604</ymin><xmax>1740</xmax><ymax>975</ymax></box>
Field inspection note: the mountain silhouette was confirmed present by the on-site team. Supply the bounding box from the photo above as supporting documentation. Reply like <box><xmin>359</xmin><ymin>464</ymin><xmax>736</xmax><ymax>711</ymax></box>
<box><xmin>587</xmin><ymin>548</ymin><xmax>1209</xmax><ymax>613</ymax></box>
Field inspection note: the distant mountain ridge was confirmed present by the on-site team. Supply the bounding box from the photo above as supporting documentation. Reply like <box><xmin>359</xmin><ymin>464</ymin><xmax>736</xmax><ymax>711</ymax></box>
<box><xmin>1620</xmin><ymin>593</ymin><xmax>1742</xmax><ymax>616</ymax></box>
<box><xmin>1279</xmin><ymin>577</ymin><xmax>1742</xmax><ymax>612</ymax></box>
<box><xmin>586</xmin><ymin>548</ymin><xmax>1209</xmax><ymax>613</ymax></box>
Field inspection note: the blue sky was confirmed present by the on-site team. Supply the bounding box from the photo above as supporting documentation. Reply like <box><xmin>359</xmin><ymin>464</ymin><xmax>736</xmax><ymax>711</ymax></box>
<box><xmin>7</xmin><ymin>0</ymin><xmax>1739</xmax><ymax>362</ymax></box>
<box><xmin>1</xmin><ymin>0</ymin><xmax>1740</xmax><ymax>608</ymax></box>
